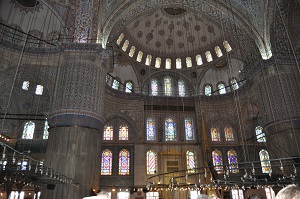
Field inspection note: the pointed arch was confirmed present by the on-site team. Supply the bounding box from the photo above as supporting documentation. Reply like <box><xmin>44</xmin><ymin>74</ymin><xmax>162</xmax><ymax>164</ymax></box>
<box><xmin>165</xmin><ymin>117</ymin><xmax>176</xmax><ymax>141</ymax></box>
<box><xmin>101</xmin><ymin>149</ymin><xmax>113</xmax><ymax>175</ymax></box>
<box><xmin>212</xmin><ymin>149</ymin><xmax>223</xmax><ymax>173</ymax></box>
<box><xmin>186</xmin><ymin>150</ymin><xmax>197</xmax><ymax>173</ymax></box>
<box><xmin>146</xmin><ymin>150</ymin><xmax>157</xmax><ymax>174</ymax></box>
<box><xmin>119</xmin><ymin>149</ymin><xmax>130</xmax><ymax>175</ymax></box>
<box><xmin>259</xmin><ymin>149</ymin><xmax>271</xmax><ymax>173</ymax></box>
<box><xmin>22</xmin><ymin>121</ymin><xmax>35</xmax><ymax>139</ymax></box>
<box><xmin>227</xmin><ymin>149</ymin><xmax>239</xmax><ymax>173</ymax></box>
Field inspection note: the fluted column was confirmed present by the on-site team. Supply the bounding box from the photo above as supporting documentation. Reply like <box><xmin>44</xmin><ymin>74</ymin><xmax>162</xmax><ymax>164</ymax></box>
<box><xmin>42</xmin><ymin>43</ymin><xmax>109</xmax><ymax>199</ymax></box>
<box><xmin>254</xmin><ymin>58</ymin><xmax>300</xmax><ymax>158</ymax></box>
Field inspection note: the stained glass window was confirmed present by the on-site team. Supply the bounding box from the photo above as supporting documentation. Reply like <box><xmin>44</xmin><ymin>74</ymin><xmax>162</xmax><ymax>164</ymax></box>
<box><xmin>164</xmin><ymin>77</ymin><xmax>172</xmax><ymax>96</ymax></box>
<box><xmin>129</xmin><ymin>46</ymin><xmax>135</xmax><ymax>57</ymax></box>
<box><xmin>215</xmin><ymin>46</ymin><xmax>223</xmax><ymax>57</ymax></box>
<box><xmin>227</xmin><ymin>149</ymin><xmax>239</xmax><ymax>173</ymax></box>
<box><xmin>145</xmin><ymin>55</ymin><xmax>152</xmax><ymax>66</ymax></box>
<box><xmin>151</xmin><ymin>79</ymin><xmax>158</xmax><ymax>96</ymax></box>
<box><xmin>178</xmin><ymin>80</ymin><xmax>185</xmax><ymax>97</ymax></box>
<box><xmin>146</xmin><ymin>118</ymin><xmax>156</xmax><ymax>141</ymax></box>
<box><xmin>119</xmin><ymin>149</ymin><xmax>130</xmax><ymax>175</ymax></box>
<box><xmin>224</xmin><ymin>127</ymin><xmax>234</xmax><ymax>141</ymax></box>
<box><xmin>112</xmin><ymin>79</ymin><xmax>119</xmax><ymax>90</ymax></box>
<box><xmin>165</xmin><ymin>117</ymin><xmax>176</xmax><ymax>141</ymax></box>
<box><xmin>146</xmin><ymin>150</ymin><xmax>157</xmax><ymax>174</ymax></box>
<box><xmin>43</xmin><ymin>120</ymin><xmax>49</xmax><ymax>139</ymax></box>
<box><xmin>155</xmin><ymin>57</ymin><xmax>161</xmax><ymax>68</ymax></box>
<box><xmin>103</xmin><ymin>125</ymin><xmax>113</xmax><ymax>140</ymax></box>
<box><xmin>186</xmin><ymin>57</ymin><xmax>192</xmax><ymax>68</ymax></box>
<box><xmin>211</xmin><ymin>128</ymin><xmax>220</xmax><ymax>141</ymax></box>
<box><xmin>218</xmin><ymin>83</ymin><xmax>226</xmax><ymax>94</ymax></box>
<box><xmin>165</xmin><ymin>58</ymin><xmax>171</xmax><ymax>69</ymax></box>
<box><xmin>119</xmin><ymin>125</ymin><xmax>128</xmax><ymax>140</ymax></box>
<box><xmin>259</xmin><ymin>149</ymin><xmax>271</xmax><ymax>173</ymax></box>
<box><xmin>137</xmin><ymin>51</ymin><xmax>143</xmax><ymax>62</ymax></box>
<box><xmin>22</xmin><ymin>121</ymin><xmax>35</xmax><ymax>139</ymax></box>
<box><xmin>205</xmin><ymin>51</ymin><xmax>213</xmax><ymax>62</ymax></box>
<box><xmin>256</xmin><ymin>126</ymin><xmax>266</xmax><ymax>142</ymax></box>
<box><xmin>176</xmin><ymin>58</ymin><xmax>182</xmax><ymax>69</ymax></box>
<box><xmin>212</xmin><ymin>150</ymin><xmax>223</xmax><ymax>173</ymax></box>
<box><xmin>186</xmin><ymin>150</ymin><xmax>196</xmax><ymax>173</ymax></box>
<box><xmin>117</xmin><ymin>33</ymin><xmax>124</xmax><ymax>45</ymax></box>
<box><xmin>125</xmin><ymin>82</ymin><xmax>133</xmax><ymax>93</ymax></box>
<box><xmin>231</xmin><ymin>79</ymin><xmax>239</xmax><ymax>90</ymax></box>
<box><xmin>122</xmin><ymin>40</ymin><xmax>129</xmax><ymax>51</ymax></box>
<box><xmin>22</xmin><ymin>81</ymin><xmax>30</xmax><ymax>90</ymax></box>
<box><xmin>223</xmin><ymin>41</ymin><xmax>232</xmax><ymax>52</ymax></box>
<box><xmin>101</xmin><ymin>149</ymin><xmax>112</xmax><ymax>175</ymax></box>
<box><xmin>196</xmin><ymin>54</ymin><xmax>203</xmax><ymax>65</ymax></box>
<box><xmin>185</xmin><ymin>118</ymin><xmax>194</xmax><ymax>140</ymax></box>
<box><xmin>205</xmin><ymin>85</ymin><xmax>212</xmax><ymax>96</ymax></box>
<box><xmin>35</xmin><ymin>85</ymin><xmax>43</xmax><ymax>95</ymax></box>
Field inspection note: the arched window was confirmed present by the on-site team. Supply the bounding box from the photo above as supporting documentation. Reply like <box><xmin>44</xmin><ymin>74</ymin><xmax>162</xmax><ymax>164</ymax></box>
<box><xmin>217</xmin><ymin>83</ymin><xmax>226</xmax><ymax>94</ymax></box>
<box><xmin>155</xmin><ymin>57</ymin><xmax>161</xmax><ymax>68</ymax></box>
<box><xmin>119</xmin><ymin>149</ymin><xmax>130</xmax><ymax>175</ymax></box>
<box><xmin>165</xmin><ymin>117</ymin><xmax>176</xmax><ymax>141</ymax></box>
<box><xmin>215</xmin><ymin>46</ymin><xmax>223</xmax><ymax>57</ymax></box>
<box><xmin>125</xmin><ymin>82</ymin><xmax>133</xmax><ymax>93</ymax></box>
<box><xmin>178</xmin><ymin>80</ymin><xmax>185</xmax><ymax>97</ymax></box>
<box><xmin>103</xmin><ymin>125</ymin><xmax>113</xmax><ymax>140</ymax></box>
<box><xmin>146</xmin><ymin>150</ymin><xmax>157</xmax><ymax>174</ymax></box>
<box><xmin>164</xmin><ymin>76</ymin><xmax>172</xmax><ymax>96</ymax></box>
<box><xmin>112</xmin><ymin>79</ymin><xmax>119</xmax><ymax>90</ymax></box>
<box><xmin>230</xmin><ymin>78</ymin><xmax>239</xmax><ymax>90</ymax></box>
<box><xmin>224</xmin><ymin>127</ymin><xmax>234</xmax><ymax>141</ymax></box>
<box><xmin>227</xmin><ymin>150</ymin><xmax>239</xmax><ymax>173</ymax></box>
<box><xmin>122</xmin><ymin>40</ymin><xmax>129</xmax><ymax>51</ymax></box>
<box><xmin>137</xmin><ymin>51</ymin><xmax>143</xmax><ymax>62</ymax></box>
<box><xmin>43</xmin><ymin>120</ymin><xmax>49</xmax><ymax>139</ymax></box>
<box><xmin>129</xmin><ymin>46</ymin><xmax>135</xmax><ymax>57</ymax></box>
<box><xmin>223</xmin><ymin>41</ymin><xmax>232</xmax><ymax>52</ymax></box>
<box><xmin>212</xmin><ymin>150</ymin><xmax>223</xmax><ymax>173</ymax></box>
<box><xmin>211</xmin><ymin>128</ymin><xmax>220</xmax><ymax>141</ymax></box>
<box><xmin>186</xmin><ymin>57</ymin><xmax>192</xmax><ymax>68</ymax></box>
<box><xmin>204</xmin><ymin>85</ymin><xmax>212</xmax><ymax>96</ymax></box>
<box><xmin>22</xmin><ymin>121</ymin><xmax>35</xmax><ymax>139</ymax></box>
<box><xmin>117</xmin><ymin>33</ymin><xmax>124</xmax><ymax>45</ymax></box>
<box><xmin>185</xmin><ymin>118</ymin><xmax>194</xmax><ymax>140</ymax></box>
<box><xmin>146</xmin><ymin>118</ymin><xmax>156</xmax><ymax>141</ymax></box>
<box><xmin>165</xmin><ymin>58</ymin><xmax>171</xmax><ymax>69</ymax></box>
<box><xmin>256</xmin><ymin>126</ymin><xmax>266</xmax><ymax>142</ymax></box>
<box><xmin>35</xmin><ymin>85</ymin><xmax>44</xmax><ymax>95</ymax></box>
<box><xmin>145</xmin><ymin>55</ymin><xmax>152</xmax><ymax>66</ymax></box>
<box><xmin>186</xmin><ymin>150</ymin><xmax>196</xmax><ymax>173</ymax></box>
<box><xmin>151</xmin><ymin>79</ymin><xmax>158</xmax><ymax>96</ymax></box>
<box><xmin>196</xmin><ymin>54</ymin><xmax>203</xmax><ymax>65</ymax></box>
<box><xmin>101</xmin><ymin>149</ymin><xmax>112</xmax><ymax>175</ymax></box>
<box><xmin>259</xmin><ymin>149</ymin><xmax>271</xmax><ymax>173</ymax></box>
<box><xmin>205</xmin><ymin>51</ymin><xmax>213</xmax><ymax>62</ymax></box>
<box><xmin>22</xmin><ymin>81</ymin><xmax>30</xmax><ymax>90</ymax></box>
<box><xmin>176</xmin><ymin>58</ymin><xmax>182</xmax><ymax>69</ymax></box>
<box><xmin>119</xmin><ymin>125</ymin><xmax>128</xmax><ymax>140</ymax></box>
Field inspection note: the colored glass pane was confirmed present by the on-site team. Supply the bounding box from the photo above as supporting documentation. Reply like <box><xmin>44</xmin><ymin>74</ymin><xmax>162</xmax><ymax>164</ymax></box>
<box><xmin>256</xmin><ymin>126</ymin><xmax>266</xmax><ymax>142</ymax></box>
<box><xmin>185</xmin><ymin>118</ymin><xmax>194</xmax><ymax>140</ymax></box>
<box><xmin>151</xmin><ymin>79</ymin><xmax>158</xmax><ymax>96</ymax></box>
<box><xmin>259</xmin><ymin>149</ymin><xmax>271</xmax><ymax>173</ymax></box>
<box><xmin>224</xmin><ymin>127</ymin><xmax>234</xmax><ymax>141</ymax></box>
<box><xmin>147</xmin><ymin>150</ymin><xmax>157</xmax><ymax>174</ymax></box>
<box><xmin>22</xmin><ymin>121</ymin><xmax>35</xmax><ymax>139</ymax></box>
<box><xmin>119</xmin><ymin>125</ymin><xmax>128</xmax><ymax>140</ymax></box>
<box><xmin>178</xmin><ymin>80</ymin><xmax>185</xmax><ymax>97</ymax></box>
<box><xmin>43</xmin><ymin>120</ymin><xmax>49</xmax><ymax>139</ymax></box>
<box><xmin>165</xmin><ymin>117</ymin><xmax>176</xmax><ymax>141</ymax></box>
<box><xmin>101</xmin><ymin>149</ymin><xmax>112</xmax><ymax>175</ymax></box>
<box><xmin>35</xmin><ymin>85</ymin><xmax>43</xmax><ymax>95</ymax></box>
<box><xmin>231</xmin><ymin>79</ymin><xmax>239</xmax><ymax>90</ymax></box>
<box><xmin>164</xmin><ymin>77</ymin><xmax>172</xmax><ymax>96</ymax></box>
<box><xmin>187</xmin><ymin>151</ymin><xmax>196</xmax><ymax>173</ymax></box>
<box><xmin>227</xmin><ymin>150</ymin><xmax>239</xmax><ymax>173</ymax></box>
<box><xmin>125</xmin><ymin>82</ymin><xmax>133</xmax><ymax>93</ymax></box>
<box><xmin>119</xmin><ymin>149</ymin><xmax>130</xmax><ymax>175</ymax></box>
<box><xmin>218</xmin><ymin>83</ymin><xmax>226</xmax><ymax>94</ymax></box>
<box><xmin>211</xmin><ymin>128</ymin><xmax>220</xmax><ymax>141</ymax></box>
<box><xmin>146</xmin><ymin>118</ymin><xmax>156</xmax><ymax>141</ymax></box>
<box><xmin>205</xmin><ymin>85</ymin><xmax>212</xmax><ymax>96</ymax></box>
<box><xmin>22</xmin><ymin>81</ymin><xmax>29</xmax><ymax>90</ymax></box>
<box><xmin>104</xmin><ymin>125</ymin><xmax>113</xmax><ymax>140</ymax></box>
<box><xmin>112</xmin><ymin>79</ymin><xmax>119</xmax><ymax>90</ymax></box>
<box><xmin>212</xmin><ymin>150</ymin><xmax>223</xmax><ymax>173</ymax></box>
